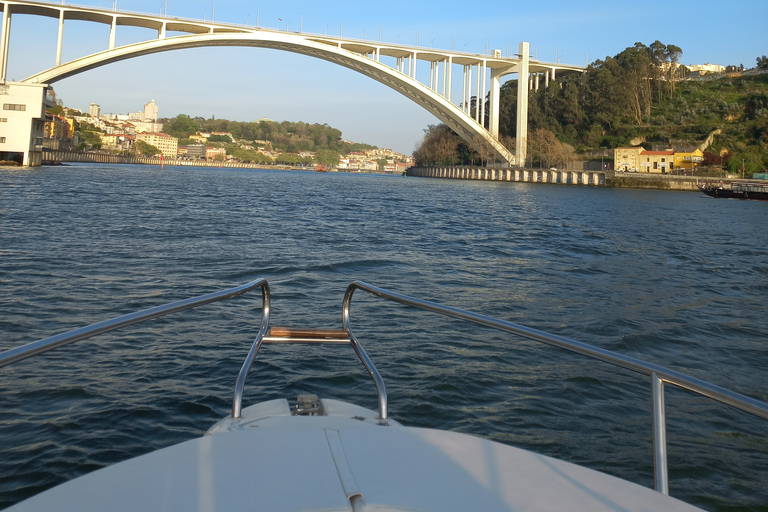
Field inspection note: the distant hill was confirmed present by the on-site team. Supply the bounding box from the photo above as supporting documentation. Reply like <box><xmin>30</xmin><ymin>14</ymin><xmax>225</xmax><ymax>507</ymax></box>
<box><xmin>495</xmin><ymin>43</ymin><xmax>768</xmax><ymax>173</ymax></box>
<box><xmin>160</xmin><ymin>115</ymin><xmax>376</xmax><ymax>155</ymax></box>
<box><xmin>416</xmin><ymin>44</ymin><xmax>767</xmax><ymax>173</ymax></box>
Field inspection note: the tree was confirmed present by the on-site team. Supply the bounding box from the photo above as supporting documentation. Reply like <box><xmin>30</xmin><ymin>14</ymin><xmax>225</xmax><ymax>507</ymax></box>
<box><xmin>726</xmin><ymin>147</ymin><xmax>768</xmax><ymax>176</ymax></box>
<box><xmin>527</xmin><ymin>129</ymin><xmax>571</xmax><ymax>168</ymax></box>
<box><xmin>757</xmin><ymin>56</ymin><xmax>768</xmax><ymax>70</ymax></box>
<box><xmin>135</xmin><ymin>140</ymin><xmax>161</xmax><ymax>156</ymax></box>
<box><xmin>412</xmin><ymin>125</ymin><xmax>465</xmax><ymax>166</ymax></box>
<box><xmin>165</xmin><ymin>114</ymin><xmax>200</xmax><ymax>138</ymax></box>
<box><xmin>666</xmin><ymin>44</ymin><xmax>683</xmax><ymax>93</ymax></box>
<box><xmin>79</xmin><ymin>130</ymin><xmax>102</xmax><ymax>146</ymax></box>
<box><xmin>315</xmin><ymin>148</ymin><xmax>340</xmax><ymax>166</ymax></box>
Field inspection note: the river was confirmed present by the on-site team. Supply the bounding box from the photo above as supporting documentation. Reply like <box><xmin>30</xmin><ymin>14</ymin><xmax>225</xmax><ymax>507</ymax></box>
<box><xmin>1</xmin><ymin>163</ymin><xmax>766</xmax><ymax>510</ymax></box>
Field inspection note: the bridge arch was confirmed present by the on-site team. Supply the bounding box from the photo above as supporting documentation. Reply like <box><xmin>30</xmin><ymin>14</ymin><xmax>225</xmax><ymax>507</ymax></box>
<box><xmin>21</xmin><ymin>31</ymin><xmax>515</xmax><ymax>164</ymax></box>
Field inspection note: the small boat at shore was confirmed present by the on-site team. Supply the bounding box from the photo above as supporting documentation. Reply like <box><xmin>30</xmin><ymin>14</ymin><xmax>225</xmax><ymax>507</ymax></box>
<box><xmin>698</xmin><ymin>181</ymin><xmax>768</xmax><ymax>200</ymax></box>
<box><xmin>1</xmin><ymin>279</ymin><xmax>766</xmax><ymax>511</ymax></box>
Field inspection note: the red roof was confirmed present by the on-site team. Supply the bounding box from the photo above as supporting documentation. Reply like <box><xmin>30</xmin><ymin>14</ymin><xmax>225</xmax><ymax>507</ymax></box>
<box><xmin>640</xmin><ymin>150</ymin><xmax>674</xmax><ymax>155</ymax></box>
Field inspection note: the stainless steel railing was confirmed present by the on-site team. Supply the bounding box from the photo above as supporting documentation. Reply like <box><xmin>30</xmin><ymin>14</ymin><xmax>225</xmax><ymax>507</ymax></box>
<box><xmin>342</xmin><ymin>281</ymin><xmax>768</xmax><ymax>495</ymax></box>
<box><xmin>3</xmin><ymin>278</ymin><xmax>766</xmax><ymax>495</ymax></box>
<box><xmin>0</xmin><ymin>278</ymin><xmax>269</xmax><ymax>368</ymax></box>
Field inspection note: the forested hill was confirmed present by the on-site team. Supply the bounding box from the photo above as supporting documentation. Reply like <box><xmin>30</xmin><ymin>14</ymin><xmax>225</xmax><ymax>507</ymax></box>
<box><xmin>497</xmin><ymin>42</ymin><xmax>768</xmax><ymax>172</ymax></box>
<box><xmin>415</xmin><ymin>42</ymin><xmax>768</xmax><ymax>173</ymax></box>
<box><xmin>160</xmin><ymin>115</ymin><xmax>375</xmax><ymax>155</ymax></box>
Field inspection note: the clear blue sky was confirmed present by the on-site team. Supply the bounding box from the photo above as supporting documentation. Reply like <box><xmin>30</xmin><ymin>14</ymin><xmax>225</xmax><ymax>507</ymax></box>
<box><xmin>6</xmin><ymin>0</ymin><xmax>767</xmax><ymax>153</ymax></box>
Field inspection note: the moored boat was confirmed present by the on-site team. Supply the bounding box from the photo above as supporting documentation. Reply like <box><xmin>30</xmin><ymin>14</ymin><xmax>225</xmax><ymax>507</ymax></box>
<box><xmin>1</xmin><ymin>279</ymin><xmax>766</xmax><ymax>511</ymax></box>
<box><xmin>698</xmin><ymin>181</ymin><xmax>768</xmax><ymax>200</ymax></box>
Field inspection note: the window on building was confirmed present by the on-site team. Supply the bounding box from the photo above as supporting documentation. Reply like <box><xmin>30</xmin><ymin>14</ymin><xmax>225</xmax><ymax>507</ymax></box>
<box><xmin>0</xmin><ymin>137</ymin><xmax>6</xmax><ymax>143</ymax></box>
<box><xmin>0</xmin><ymin>118</ymin><xmax>6</xmax><ymax>122</ymax></box>
<box><xmin>3</xmin><ymin>103</ymin><xmax>26</xmax><ymax>111</ymax></box>
<box><xmin>661</xmin><ymin>158</ymin><xmax>666</xmax><ymax>162</ymax></box>
<box><xmin>653</xmin><ymin>162</ymin><xmax>658</xmax><ymax>169</ymax></box>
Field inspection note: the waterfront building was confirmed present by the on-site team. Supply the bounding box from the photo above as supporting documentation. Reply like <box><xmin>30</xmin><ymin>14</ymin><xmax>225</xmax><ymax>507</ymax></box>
<box><xmin>45</xmin><ymin>115</ymin><xmax>70</xmax><ymax>140</ymax></box>
<box><xmin>136</xmin><ymin>132</ymin><xmax>178</xmax><ymax>158</ymax></box>
<box><xmin>614</xmin><ymin>147</ymin><xmax>644</xmax><ymax>172</ymax></box>
<box><xmin>206</xmin><ymin>146</ymin><xmax>226</xmax><ymax>161</ymax></box>
<box><xmin>615</xmin><ymin>146</ymin><xmax>703</xmax><ymax>173</ymax></box>
<box><xmin>639</xmin><ymin>150</ymin><xmax>675</xmax><ymax>173</ymax></box>
<box><xmin>178</xmin><ymin>144</ymin><xmax>205</xmax><ymax>159</ymax></box>
<box><xmin>100</xmin><ymin>133</ymin><xmax>134</xmax><ymax>151</ymax></box>
<box><xmin>0</xmin><ymin>83</ymin><xmax>52</xmax><ymax>166</ymax></box>
<box><xmin>673</xmin><ymin>148</ymin><xmax>704</xmax><ymax>171</ymax></box>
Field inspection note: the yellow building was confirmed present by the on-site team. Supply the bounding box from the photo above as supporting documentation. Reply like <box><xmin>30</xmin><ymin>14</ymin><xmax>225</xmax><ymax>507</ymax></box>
<box><xmin>673</xmin><ymin>148</ymin><xmax>704</xmax><ymax>170</ymax></box>
<box><xmin>45</xmin><ymin>115</ymin><xmax>70</xmax><ymax>140</ymax></box>
<box><xmin>614</xmin><ymin>147</ymin><xmax>643</xmax><ymax>172</ymax></box>
<box><xmin>638</xmin><ymin>150</ymin><xmax>674</xmax><ymax>173</ymax></box>
<box><xmin>136</xmin><ymin>132</ymin><xmax>178</xmax><ymax>158</ymax></box>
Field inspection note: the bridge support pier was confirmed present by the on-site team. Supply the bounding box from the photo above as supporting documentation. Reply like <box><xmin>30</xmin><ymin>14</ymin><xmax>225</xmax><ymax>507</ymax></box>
<box><xmin>0</xmin><ymin>9</ymin><xmax>11</xmax><ymax>82</ymax></box>
<box><xmin>515</xmin><ymin>42</ymin><xmax>530</xmax><ymax>167</ymax></box>
<box><xmin>56</xmin><ymin>11</ymin><xmax>64</xmax><ymax>65</ymax></box>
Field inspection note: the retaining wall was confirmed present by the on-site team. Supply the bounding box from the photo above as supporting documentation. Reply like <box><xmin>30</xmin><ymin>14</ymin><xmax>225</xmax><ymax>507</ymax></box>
<box><xmin>407</xmin><ymin>166</ymin><xmax>607</xmax><ymax>186</ymax></box>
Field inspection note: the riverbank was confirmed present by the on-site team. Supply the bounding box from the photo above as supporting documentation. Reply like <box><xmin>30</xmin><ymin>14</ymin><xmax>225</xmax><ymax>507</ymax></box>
<box><xmin>407</xmin><ymin>166</ymin><xmax>607</xmax><ymax>186</ymax></box>
<box><xmin>406</xmin><ymin>166</ymin><xmax>758</xmax><ymax>192</ymax></box>
<box><xmin>40</xmin><ymin>150</ymin><xmax>308</xmax><ymax>170</ymax></box>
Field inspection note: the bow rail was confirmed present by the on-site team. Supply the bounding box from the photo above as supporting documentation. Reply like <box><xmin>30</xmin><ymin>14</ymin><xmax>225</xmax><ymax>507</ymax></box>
<box><xmin>342</xmin><ymin>280</ymin><xmax>768</xmax><ymax>495</ymax></box>
<box><xmin>2</xmin><ymin>279</ymin><xmax>766</xmax><ymax>496</ymax></box>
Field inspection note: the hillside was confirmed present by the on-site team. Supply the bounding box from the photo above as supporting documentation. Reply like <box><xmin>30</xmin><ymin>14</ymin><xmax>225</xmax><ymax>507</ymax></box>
<box><xmin>414</xmin><ymin>43</ymin><xmax>768</xmax><ymax>174</ymax></box>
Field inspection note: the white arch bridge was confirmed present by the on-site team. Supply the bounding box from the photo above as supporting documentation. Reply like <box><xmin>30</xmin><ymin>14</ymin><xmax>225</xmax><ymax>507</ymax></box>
<box><xmin>0</xmin><ymin>0</ymin><xmax>584</xmax><ymax>166</ymax></box>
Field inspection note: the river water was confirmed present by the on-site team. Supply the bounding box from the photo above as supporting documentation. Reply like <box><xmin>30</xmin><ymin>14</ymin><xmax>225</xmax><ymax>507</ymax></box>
<box><xmin>0</xmin><ymin>163</ymin><xmax>766</xmax><ymax>510</ymax></box>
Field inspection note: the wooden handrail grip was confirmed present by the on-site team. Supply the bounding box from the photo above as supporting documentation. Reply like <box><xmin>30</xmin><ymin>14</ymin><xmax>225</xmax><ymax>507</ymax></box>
<box><xmin>269</xmin><ymin>327</ymin><xmax>349</xmax><ymax>339</ymax></box>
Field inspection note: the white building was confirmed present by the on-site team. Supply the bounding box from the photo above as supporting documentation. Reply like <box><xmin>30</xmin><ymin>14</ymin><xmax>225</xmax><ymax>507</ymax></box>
<box><xmin>89</xmin><ymin>103</ymin><xmax>100</xmax><ymax>118</ymax></box>
<box><xmin>136</xmin><ymin>132</ymin><xmax>178</xmax><ymax>158</ymax></box>
<box><xmin>0</xmin><ymin>83</ymin><xmax>53</xmax><ymax>166</ymax></box>
<box><xmin>686</xmin><ymin>63</ymin><xmax>726</xmax><ymax>75</ymax></box>
<box><xmin>143</xmin><ymin>100</ymin><xmax>158</xmax><ymax>122</ymax></box>
<box><xmin>133</xmin><ymin>121</ymin><xmax>164</xmax><ymax>134</ymax></box>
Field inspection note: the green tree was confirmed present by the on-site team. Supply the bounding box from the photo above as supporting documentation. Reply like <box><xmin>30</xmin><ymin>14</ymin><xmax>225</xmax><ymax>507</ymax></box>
<box><xmin>726</xmin><ymin>148</ymin><xmax>768</xmax><ymax>176</ymax></box>
<box><xmin>79</xmin><ymin>130</ymin><xmax>102</xmax><ymax>146</ymax></box>
<box><xmin>135</xmin><ymin>140</ymin><xmax>162</xmax><ymax>156</ymax></box>
<box><xmin>756</xmin><ymin>56</ymin><xmax>768</xmax><ymax>70</ymax></box>
<box><xmin>165</xmin><ymin>114</ymin><xmax>200</xmax><ymax>138</ymax></box>
<box><xmin>315</xmin><ymin>148</ymin><xmax>340</xmax><ymax>166</ymax></box>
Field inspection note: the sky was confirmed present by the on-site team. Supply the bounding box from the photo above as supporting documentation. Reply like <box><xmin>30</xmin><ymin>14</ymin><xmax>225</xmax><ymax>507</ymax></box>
<box><xmin>5</xmin><ymin>0</ymin><xmax>767</xmax><ymax>154</ymax></box>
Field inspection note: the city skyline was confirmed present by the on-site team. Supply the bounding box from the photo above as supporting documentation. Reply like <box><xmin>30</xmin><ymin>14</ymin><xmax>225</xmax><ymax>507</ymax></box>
<box><xmin>4</xmin><ymin>0</ymin><xmax>766</xmax><ymax>154</ymax></box>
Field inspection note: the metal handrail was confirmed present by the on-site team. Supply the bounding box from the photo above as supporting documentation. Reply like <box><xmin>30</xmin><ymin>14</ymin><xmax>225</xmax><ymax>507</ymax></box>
<box><xmin>4</xmin><ymin>278</ymin><xmax>766</xmax><ymax>494</ymax></box>
<box><xmin>231</xmin><ymin>280</ymin><xmax>271</xmax><ymax>419</ymax></box>
<box><xmin>342</xmin><ymin>281</ymin><xmax>768</xmax><ymax>495</ymax></box>
<box><xmin>231</xmin><ymin>320</ymin><xmax>388</xmax><ymax>422</ymax></box>
<box><xmin>0</xmin><ymin>278</ymin><xmax>269</xmax><ymax>368</ymax></box>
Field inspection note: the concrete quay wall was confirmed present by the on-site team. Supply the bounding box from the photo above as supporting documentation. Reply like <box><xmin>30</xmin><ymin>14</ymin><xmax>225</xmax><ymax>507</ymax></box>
<box><xmin>607</xmin><ymin>173</ymin><xmax>701</xmax><ymax>191</ymax></box>
<box><xmin>408</xmin><ymin>167</ymin><xmax>712</xmax><ymax>191</ymax></box>
<box><xmin>407</xmin><ymin>166</ymin><xmax>607</xmax><ymax>186</ymax></box>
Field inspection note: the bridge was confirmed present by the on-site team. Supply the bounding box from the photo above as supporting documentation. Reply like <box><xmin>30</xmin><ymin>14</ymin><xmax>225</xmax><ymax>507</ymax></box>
<box><xmin>0</xmin><ymin>0</ymin><xmax>585</xmax><ymax>167</ymax></box>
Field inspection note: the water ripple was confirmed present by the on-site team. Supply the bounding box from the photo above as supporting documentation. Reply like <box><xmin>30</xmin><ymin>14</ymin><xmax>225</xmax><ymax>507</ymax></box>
<box><xmin>1</xmin><ymin>165</ymin><xmax>767</xmax><ymax>510</ymax></box>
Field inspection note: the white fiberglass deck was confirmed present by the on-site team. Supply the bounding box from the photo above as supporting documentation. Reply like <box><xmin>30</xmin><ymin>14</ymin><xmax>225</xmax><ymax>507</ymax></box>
<box><xmin>9</xmin><ymin>399</ymin><xmax>703</xmax><ymax>512</ymax></box>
